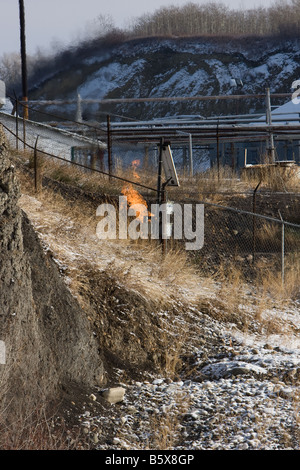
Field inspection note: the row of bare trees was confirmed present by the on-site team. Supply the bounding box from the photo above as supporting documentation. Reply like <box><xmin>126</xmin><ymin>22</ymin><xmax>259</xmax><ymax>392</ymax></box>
<box><xmin>129</xmin><ymin>0</ymin><xmax>300</xmax><ymax>38</ymax></box>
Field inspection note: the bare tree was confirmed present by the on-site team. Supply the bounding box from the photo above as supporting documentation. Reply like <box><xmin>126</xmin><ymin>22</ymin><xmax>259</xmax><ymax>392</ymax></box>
<box><xmin>128</xmin><ymin>0</ymin><xmax>300</xmax><ymax>38</ymax></box>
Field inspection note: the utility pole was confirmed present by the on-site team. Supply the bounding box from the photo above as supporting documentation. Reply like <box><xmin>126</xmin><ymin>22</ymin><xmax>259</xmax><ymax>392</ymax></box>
<box><xmin>19</xmin><ymin>0</ymin><xmax>28</xmax><ymax>119</ymax></box>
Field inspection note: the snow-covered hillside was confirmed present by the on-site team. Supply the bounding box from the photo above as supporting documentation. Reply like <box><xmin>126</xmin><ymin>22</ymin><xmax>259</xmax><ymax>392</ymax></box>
<box><xmin>29</xmin><ymin>35</ymin><xmax>300</xmax><ymax>121</ymax></box>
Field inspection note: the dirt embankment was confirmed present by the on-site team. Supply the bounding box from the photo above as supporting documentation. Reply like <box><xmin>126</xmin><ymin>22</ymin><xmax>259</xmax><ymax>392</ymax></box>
<box><xmin>0</xmin><ymin>131</ymin><xmax>202</xmax><ymax>430</ymax></box>
<box><xmin>0</xmin><ymin>127</ymin><xmax>103</xmax><ymax>424</ymax></box>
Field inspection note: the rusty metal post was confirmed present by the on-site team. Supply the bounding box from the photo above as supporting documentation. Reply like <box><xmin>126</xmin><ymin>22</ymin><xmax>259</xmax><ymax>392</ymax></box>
<box><xmin>156</xmin><ymin>138</ymin><xmax>164</xmax><ymax>251</ymax></box>
<box><xmin>252</xmin><ymin>180</ymin><xmax>261</xmax><ymax>263</ymax></box>
<box><xmin>278</xmin><ymin>210</ymin><xmax>285</xmax><ymax>284</ymax></box>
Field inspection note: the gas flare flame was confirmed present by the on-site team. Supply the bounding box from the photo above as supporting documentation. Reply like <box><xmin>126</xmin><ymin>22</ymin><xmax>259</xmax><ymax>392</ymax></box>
<box><xmin>132</xmin><ymin>159</ymin><xmax>141</xmax><ymax>176</ymax></box>
<box><xmin>121</xmin><ymin>159</ymin><xmax>152</xmax><ymax>221</ymax></box>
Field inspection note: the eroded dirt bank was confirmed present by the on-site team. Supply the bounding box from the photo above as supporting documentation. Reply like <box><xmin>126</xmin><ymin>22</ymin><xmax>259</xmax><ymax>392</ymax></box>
<box><xmin>0</xmin><ymin>128</ymin><xmax>103</xmax><ymax>432</ymax></box>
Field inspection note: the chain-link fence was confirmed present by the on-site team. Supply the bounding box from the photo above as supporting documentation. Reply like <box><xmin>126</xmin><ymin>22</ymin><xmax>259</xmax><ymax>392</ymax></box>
<box><xmin>185</xmin><ymin>201</ymin><xmax>300</xmax><ymax>283</ymax></box>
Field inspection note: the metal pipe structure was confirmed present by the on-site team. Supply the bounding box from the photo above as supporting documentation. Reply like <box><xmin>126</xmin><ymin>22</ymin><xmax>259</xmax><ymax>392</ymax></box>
<box><xmin>23</xmin><ymin>92</ymin><xmax>292</xmax><ymax>107</ymax></box>
<box><xmin>176</xmin><ymin>130</ymin><xmax>194</xmax><ymax>177</ymax></box>
<box><xmin>105</xmin><ymin>124</ymin><xmax>300</xmax><ymax>146</ymax></box>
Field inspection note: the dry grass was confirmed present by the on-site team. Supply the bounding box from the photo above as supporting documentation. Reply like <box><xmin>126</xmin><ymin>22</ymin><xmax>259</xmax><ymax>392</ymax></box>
<box><xmin>15</xmin><ymin>160</ymin><xmax>202</xmax><ymax>311</ymax></box>
<box><xmin>147</xmin><ymin>390</ymin><xmax>190</xmax><ymax>450</ymax></box>
<box><xmin>15</xmin><ymin>153</ymin><xmax>299</xmax><ymax>316</ymax></box>
<box><xmin>0</xmin><ymin>323</ymin><xmax>87</xmax><ymax>450</ymax></box>
<box><xmin>0</xmin><ymin>406</ymin><xmax>89</xmax><ymax>450</ymax></box>
<box><xmin>156</xmin><ymin>313</ymin><xmax>190</xmax><ymax>380</ymax></box>
<box><xmin>147</xmin><ymin>245</ymin><xmax>198</xmax><ymax>283</ymax></box>
<box><xmin>256</xmin><ymin>254</ymin><xmax>300</xmax><ymax>303</ymax></box>
<box><xmin>12</xmin><ymin>149</ymin><xmax>300</xmax><ymax>339</ymax></box>
<box><xmin>195</xmin><ymin>165</ymin><xmax>243</xmax><ymax>195</ymax></box>
<box><xmin>13</xmin><ymin>145</ymin><xmax>300</xmax><ymax>208</ymax></box>
<box><xmin>214</xmin><ymin>263</ymin><xmax>246</xmax><ymax>310</ymax></box>
<box><xmin>241</xmin><ymin>161</ymin><xmax>300</xmax><ymax>192</ymax></box>
<box><xmin>210</xmin><ymin>255</ymin><xmax>299</xmax><ymax>336</ymax></box>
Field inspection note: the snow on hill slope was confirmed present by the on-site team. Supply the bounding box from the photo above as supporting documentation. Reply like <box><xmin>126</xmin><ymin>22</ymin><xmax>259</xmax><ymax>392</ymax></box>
<box><xmin>29</xmin><ymin>35</ymin><xmax>300</xmax><ymax>121</ymax></box>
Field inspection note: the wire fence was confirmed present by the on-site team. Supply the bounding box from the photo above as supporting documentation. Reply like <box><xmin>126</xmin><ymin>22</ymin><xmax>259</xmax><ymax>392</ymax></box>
<box><xmin>1</xmin><ymin>97</ymin><xmax>299</xmax><ymax>285</ymax></box>
<box><xmin>191</xmin><ymin>201</ymin><xmax>300</xmax><ymax>282</ymax></box>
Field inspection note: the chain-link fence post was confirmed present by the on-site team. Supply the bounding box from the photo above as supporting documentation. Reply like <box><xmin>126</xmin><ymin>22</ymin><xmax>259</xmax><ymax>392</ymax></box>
<box><xmin>278</xmin><ymin>211</ymin><xmax>285</xmax><ymax>284</ymax></box>
<box><xmin>252</xmin><ymin>181</ymin><xmax>261</xmax><ymax>264</ymax></box>
<box><xmin>33</xmin><ymin>135</ymin><xmax>41</xmax><ymax>193</ymax></box>
<box><xmin>107</xmin><ymin>115</ymin><xmax>112</xmax><ymax>181</ymax></box>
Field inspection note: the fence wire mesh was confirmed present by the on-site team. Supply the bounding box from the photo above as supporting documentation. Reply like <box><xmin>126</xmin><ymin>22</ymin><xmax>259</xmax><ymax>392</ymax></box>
<box><xmin>186</xmin><ymin>201</ymin><xmax>300</xmax><ymax>283</ymax></box>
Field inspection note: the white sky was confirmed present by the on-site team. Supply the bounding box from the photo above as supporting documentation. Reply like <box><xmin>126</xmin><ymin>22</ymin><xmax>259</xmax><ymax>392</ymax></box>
<box><xmin>0</xmin><ymin>0</ymin><xmax>277</xmax><ymax>57</ymax></box>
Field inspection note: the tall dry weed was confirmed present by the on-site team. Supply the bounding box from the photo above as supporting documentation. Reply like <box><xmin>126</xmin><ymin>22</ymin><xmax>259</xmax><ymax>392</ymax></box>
<box><xmin>241</xmin><ymin>161</ymin><xmax>300</xmax><ymax>193</ymax></box>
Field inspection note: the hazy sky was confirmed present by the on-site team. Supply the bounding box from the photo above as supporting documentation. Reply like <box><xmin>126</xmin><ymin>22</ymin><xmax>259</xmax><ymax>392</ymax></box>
<box><xmin>0</xmin><ymin>0</ymin><xmax>277</xmax><ymax>57</ymax></box>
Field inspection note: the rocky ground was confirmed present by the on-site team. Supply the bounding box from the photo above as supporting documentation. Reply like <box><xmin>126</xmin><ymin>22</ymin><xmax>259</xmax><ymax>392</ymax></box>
<box><xmin>58</xmin><ymin>301</ymin><xmax>300</xmax><ymax>451</ymax></box>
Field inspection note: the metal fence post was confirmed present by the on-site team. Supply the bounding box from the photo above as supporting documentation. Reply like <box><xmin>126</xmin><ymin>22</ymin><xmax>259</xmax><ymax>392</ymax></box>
<box><xmin>278</xmin><ymin>211</ymin><xmax>285</xmax><ymax>284</ymax></box>
<box><xmin>216</xmin><ymin>121</ymin><xmax>220</xmax><ymax>181</ymax></box>
<box><xmin>34</xmin><ymin>136</ymin><xmax>40</xmax><ymax>193</ymax></box>
<box><xmin>252</xmin><ymin>181</ymin><xmax>261</xmax><ymax>263</ymax></box>
<box><xmin>188</xmin><ymin>132</ymin><xmax>193</xmax><ymax>178</ymax></box>
<box><xmin>107</xmin><ymin>115</ymin><xmax>112</xmax><ymax>181</ymax></box>
<box><xmin>22</xmin><ymin>107</ymin><xmax>26</xmax><ymax>151</ymax></box>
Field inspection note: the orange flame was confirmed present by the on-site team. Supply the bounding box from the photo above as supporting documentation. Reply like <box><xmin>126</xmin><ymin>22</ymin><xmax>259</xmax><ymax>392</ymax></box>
<box><xmin>131</xmin><ymin>159</ymin><xmax>141</xmax><ymax>180</ymax></box>
<box><xmin>121</xmin><ymin>159</ymin><xmax>152</xmax><ymax>221</ymax></box>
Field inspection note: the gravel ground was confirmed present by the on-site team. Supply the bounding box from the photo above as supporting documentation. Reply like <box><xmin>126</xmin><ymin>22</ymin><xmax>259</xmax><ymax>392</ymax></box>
<box><xmin>70</xmin><ymin>302</ymin><xmax>300</xmax><ymax>451</ymax></box>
